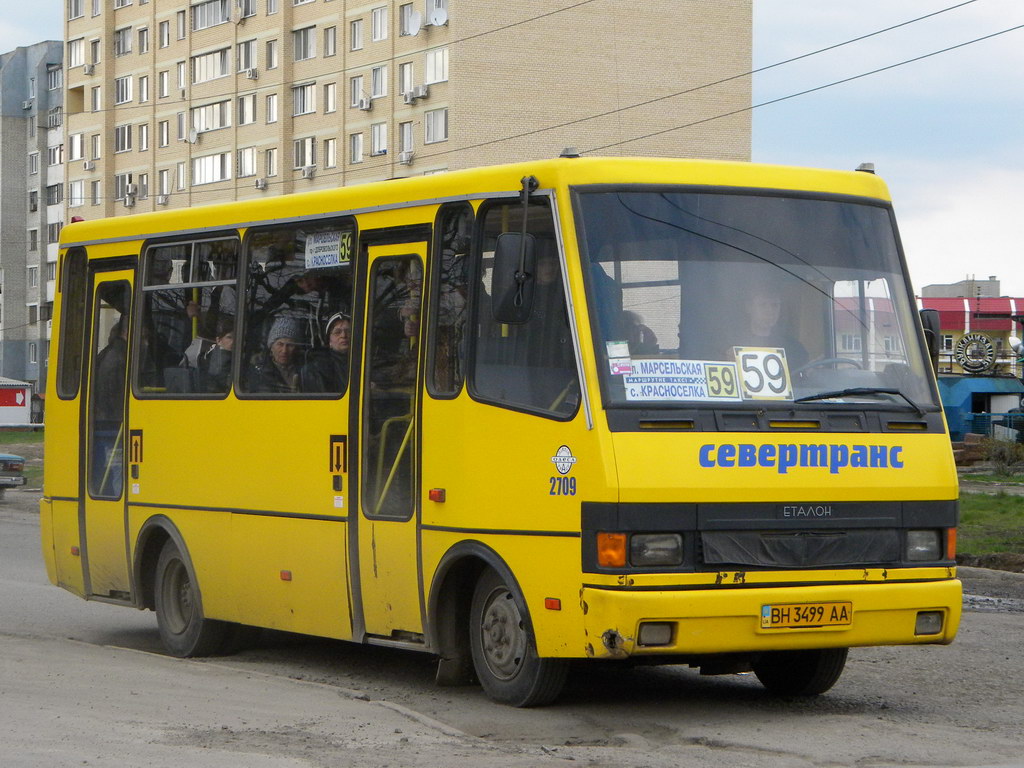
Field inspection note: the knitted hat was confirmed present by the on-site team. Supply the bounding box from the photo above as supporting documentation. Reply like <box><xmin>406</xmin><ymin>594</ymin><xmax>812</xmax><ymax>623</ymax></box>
<box><xmin>267</xmin><ymin>316</ymin><xmax>303</xmax><ymax>348</ymax></box>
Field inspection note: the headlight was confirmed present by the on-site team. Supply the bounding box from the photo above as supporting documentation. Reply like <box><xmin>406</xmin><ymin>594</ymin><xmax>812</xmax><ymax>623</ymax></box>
<box><xmin>630</xmin><ymin>533</ymin><xmax>683</xmax><ymax>566</ymax></box>
<box><xmin>906</xmin><ymin>530</ymin><xmax>941</xmax><ymax>561</ymax></box>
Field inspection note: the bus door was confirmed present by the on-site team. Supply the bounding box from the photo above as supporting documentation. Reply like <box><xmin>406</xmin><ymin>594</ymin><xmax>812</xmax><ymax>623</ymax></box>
<box><xmin>355</xmin><ymin>241</ymin><xmax>427</xmax><ymax>639</ymax></box>
<box><xmin>82</xmin><ymin>269</ymin><xmax>135</xmax><ymax>600</ymax></box>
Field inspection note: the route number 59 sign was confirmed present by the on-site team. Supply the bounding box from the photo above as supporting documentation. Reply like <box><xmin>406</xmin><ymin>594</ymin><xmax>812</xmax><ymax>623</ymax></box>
<box><xmin>732</xmin><ymin>347</ymin><xmax>793</xmax><ymax>400</ymax></box>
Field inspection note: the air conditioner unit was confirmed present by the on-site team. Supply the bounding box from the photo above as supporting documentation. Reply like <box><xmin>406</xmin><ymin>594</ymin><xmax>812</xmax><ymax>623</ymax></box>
<box><xmin>156</xmin><ymin>194</ymin><xmax>169</xmax><ymax>205</ymax></box>
<box><xmin>123</xmin><ymin>195</ymin><xmax>136</xmax><ymax>208</ymax></box>
<box><xmin>243</xmin><ymin>68</ymin><xmax>258</xmax><ymax>80</ymax></box>
<box><xmin>83</xmin><ymin>64</ymin><xmax>95</xmax><ymax>75</ymax></box>
<box><xmin>125</xmin><ymin>183</ymin><xmax>138</xmax><ymax>196</ymax></box>
<box><xmin>358</xmin><ymin>96</ymin><xmax>372</xmax><ymax>111</ymax></box>
<box><xmin>254</xmin><ymin>177</ymin><xmax>268</xmax><ymax>190</ymax></box>
<box><xmin>412</xmin><ymin>84</ymin><xmax>429</xmax><ymax>99</ymax></box>
<box><xmin>21</xmin><ymin>100</ymin><xmax>32</xmax><ymax>110</ymax></box>
<box><xmin>402</xmin><ymin>90</ymin><xmax>416</xmax><ymax>105</ymax></box>
<box><xmin>398</xmin><ymin>150</ymin><xmax>414</xmax><ymax>165</ymax></box>
<box><xmin>83</xmin><ymin>160</ymin><xmax>95</xmax><ymax>171</ymax></box>
<box><xmin>301</xmin><ymin>165</ymin><xmax>316</xmax><ymax>179</ymax></box>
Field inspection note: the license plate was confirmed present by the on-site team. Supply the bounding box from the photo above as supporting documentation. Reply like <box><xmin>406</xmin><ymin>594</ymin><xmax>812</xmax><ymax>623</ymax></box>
<box><xmin>760</xmin><ymin>601</ymin><xmax>852</xmax><ymax>629</ymax></box>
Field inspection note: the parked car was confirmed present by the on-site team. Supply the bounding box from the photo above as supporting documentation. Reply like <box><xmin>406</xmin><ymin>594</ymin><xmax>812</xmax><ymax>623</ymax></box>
<box><xmin>0</xmin><ymin>453</ymin><xmax>26</xmax><ymax>499</ymax></box>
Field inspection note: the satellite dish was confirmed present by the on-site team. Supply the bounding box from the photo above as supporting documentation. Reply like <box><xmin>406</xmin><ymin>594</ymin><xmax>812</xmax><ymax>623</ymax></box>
<box><xmin>427</xmin><ymin>6</ymin><xmax>448</xmax><ymax>26</ymax></box>
<box><xmin>407</xmin><ymin>10</ymin><xmax>422</xmax><ymax>36</ymax></box>
<box><xmin>187</xmin><ymin>128</ymin><xmax>199</xmax><ymax>144</ymax></box>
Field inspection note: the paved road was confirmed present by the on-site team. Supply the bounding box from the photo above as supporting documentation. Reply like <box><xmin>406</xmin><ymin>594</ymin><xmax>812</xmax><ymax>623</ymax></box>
<box><xmin>4</xmin><ymin>492</ymin><xmax>1024</xmax><ymax>767</ymax></box>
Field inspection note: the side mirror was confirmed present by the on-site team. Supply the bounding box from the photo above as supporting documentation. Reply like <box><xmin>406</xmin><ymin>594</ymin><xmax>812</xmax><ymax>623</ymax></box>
<box><xmin>491</xmin><ymin>232</ymin><xmax>536</xmax><ymax>324</ymax></box>
<box><xmin>919</xmin><ymin>308</ymin><xmax>941</xmax><ymax>373</ymax></box>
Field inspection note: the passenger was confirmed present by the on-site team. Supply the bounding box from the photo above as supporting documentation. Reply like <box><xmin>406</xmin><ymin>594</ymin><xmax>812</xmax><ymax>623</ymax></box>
<box><xmin>200</xmin><ymin>318</ymin><xmax>235</xmax><ymax>393</ymax></box>
<box><xmin>623</xmin><ymin>311</ymin><xmax>658</xmax><ymax>355</ymax></box>
<box><xmin>300</xmin><ymin>313</ymin><xmax>351</xmax><ymax>393</ymax></box>
<box><xmin>738</xmin><ymin>285</ymin><xmax>808</xmax><ymax>368</ymax></box>
<box><xmin>246</xmin><ymin>316</ymin><xmax>304</xmax><ymax>393</ymax></box>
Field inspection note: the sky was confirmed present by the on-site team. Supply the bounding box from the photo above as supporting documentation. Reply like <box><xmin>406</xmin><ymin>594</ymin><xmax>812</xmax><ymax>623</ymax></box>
<box><xmin>4</xmin><ymin>0</ymin><xmax>1022</xmax><ymax>296</ymax></box>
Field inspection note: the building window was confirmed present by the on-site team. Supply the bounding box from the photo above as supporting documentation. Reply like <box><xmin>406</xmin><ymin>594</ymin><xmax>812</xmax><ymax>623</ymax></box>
<box><xmin>29</xmin><ymin>267</ymin><xmax>39</xmax><ymax>288</ymax></box>
<box><xmin>192</xmin><ymin>0</ymin><xmax>229</xmax><ymax>31</ymax></box>
<box><xmin>138</xmin><ymin>27</ymin><xmax>149</xmax><ymax>54</ymax></box>
<box><xmin>158</xmin><ymin>169</ymin><xmax>170</xmax><ymax>196</ymax></box>
<box><xmin>29</xmin><ymin>153</ymin><xmax>39</xmax><ymax>174</ymax></box>
<box><xmin>114</xmin><ymin>75</ymin><xmax>133</xmax><ymax>104</ymax></box>
<box><xmin>91</xmin><ymin>180</ymin><xmax>102</xmax><ymax>205</ymax></box>
<box><xmin>239</xmin><ymin>0</ymin><xmax>255</xmax><ymax>17</ymax></box>
<box><xmin>114</xmin><ymin>124</ymin><xmax>133</xmax><ymax>153</ymax></box>
<box><xmin>399</xmin><ymin>121</ymin><xmax>413</xmax><ymax>153</ymax></box>
<box><xmin>324</xmin><ymin>26</ymin><xmax>337</xmax><ymax>57</ymax></box>
<box><xmin>399</xmin><ymin>62</ymin><xmax>413</xmax><ymax>95</ymax></box>
<box><xmin>371</xmin><ymin>7</ymin><xmax>387</xmax><ymax>41</ymax></box>
<box><xmin>323</xmin><ymin>82</ymin><xmax>336</xmax><ymax>113</ymax></box>
<box><xmin>371</xmin><ymin>122</ymin><xmax>387</xmax><ymax>156</ymax></box>
<box><xmin>267</xmin><ymin>0</ymin><xmax>278</xmax><ymax>12</ymax></box>
<box><xmin>400</xmin><ymin>4</ymin><xmax>415</xmax><ymax>35</ymax></box>
<box><xmin>350</xmin><ymin>75</ymin><xmax>364</xmax><ymax>106</ymax></box>
<box><xmin>69</xmin><ymin>133</ymin><xmax>85</xmax><ymax>161</ymax></box>
<box><xmin>293</xmin><ymin>137</ymin><xmax>315</xmax><ymax>168</ymax></box>
<box><xmin>425</xmin><ymin>108</ymin><xmax>447</xmax><ymax>143</ymax></box>
<box><xmin>191</xmin><ymin>49</ymin><xmax>230</xmax><ymax>84</ymax></box>
<box><xmin>425</xmin><ymin>47</ymin><xmax>448</xmax><ymax>83</ymax></box>
<box><xmin>292</xmin><ymin>83</ymin><xmax>315</xmax><ymax>115</ymax></box>
<box><xmin>114</xmin><ymin>0</ymin><xmax>130</xmax><ymax>7</ymax></box>
<box><xmin>139</xmin><ymin>123</ymin><xmax>149</xmax><ymax>150</ymax></box>
<box><xmin>237</xmin><ymin>39</ymin><xmax>256</xmax><ymax>71</ymax></box>
<box><xmin>265</xmin><ymin>147</ymin><xmax>278</xmax><ymax>176</ymax></box>
<box><xmin>237</xmin><ymin>146</ymin><xmax>256</xmax><ymax>177</ymax></box>
<box><xmin>114</xmin><ymin>27</ymin><xmax>132</xmax><ymax>57</ymax></box>
<box><xmin>47</xmin><ymin>222</ymin><xmax>63</xmax><ymax>243</ymax></box>
<box><xmin>177</xmin><ymin>111</ymin><xmax>186</xmax><ymax>140</ymax></box>
<box><xmin>941</xmin><ymin>334</ymin><xmax>954</xmax><ymax>352</ymax></box>
<box><xmin>158</xmin><ymin>120</ymin><xmax>169</xmax><ymax>147</ymax></box>
<box><xmin>293</xmin><ymin>27</ymin><xmax>315</xmax><ymax>61</ymax></box>
<box><xmin>90</xmin><ymin>134</ymin><xmax>101</xmax><ymax>159</ymax></box>
<box><xmin>68</xmin><ymin>180</ymin><xmax>85</xmax><ymax>208</ymax></box>
<box><xmin>158</xmin><ymin>70</ymin><xmax>169</xmax><ymax>98</ymax></box>
<box><xmin>176</xmin><ymin>162</ymin><xmax>186</xmax><ymax>190</ymax></box>
<box><xmin>238</xmin><ymin>94</ymin><xmax>256</xmax><ymax>124</ymax></box>
<box><xmin>28</xmin><ymin>230</ymin><xmax>39</xmax><ymax>251</ymax></box>
<box><xmin>840</xmin><ymin>333</ymin><xmax>863</xmax><ymax>352</ymax></box>
<box><xmin>266</xmin><ymin>93</ymin><xmax>278</xmax><ymax>123</ymax></box>
<box><xmin>90</xmin><ymin>39</ymin><xmax>101</xmax><ymax>64</ymax></box>
<box><xmin>48</xmin><ymin>145</ymin><xmax>65</xmax><ymax>166</ymax></box>
<box><xmin>265</xmin><ymin>39</ymin><xmax>278</xmax><ymax>69</ymax></box>
<box><xmin>91</xmin><ymin>86</ymin><xmax>102</xmax><ymax>111</ymax></box>
<box><xmin>178</xmin><ymin>61</ymin><xmax>187</xmax><ymax>88</ymax></box>
<box><xmin>177</xmin><ymin>10</ymin><xmax>188</xmax><ymax>39</ymax></box>
<box><xmin>350</xmin><ymin>19</ymin><xmax>363</xmax><ymax>50</ymax></box>
<box><xmin>192</xmin><ymin>152</ymin><xmax>232</xmax><ymax>185</ymax></box>
<box><xmin>371</xmin><ymin>65</ymin><xmax>387</xmax><ymax>98</ymax></box>
<box><xmin>191</xmin><ymin>100</ymin><xmax>231</xmax><ymax>131</ymax></box>
<box><xmin>324</xmin><ymin>137</ymin><xmax>337</xmax><ymax>168</ymax></box>
<box><xmin>68</xmin><ymin>38</ymin><xmax>85</xmax><ymax>68</ymax></box>
<box><xmin>350</xmin><ymin>133</ymin><xmax>363</xmax><ymax>164</ymax></box>
<box><xmin>69</xmin><ymin>0</ymin><xmax>84</xmax><ymax>19</ymax></box>
<box><xmin>29</xmin><ymin>343</ymin><xmax>38</xmax><ymax>364</ymax></box>
<box><xmin>159</xmin><ymin>20</ymin><xmax>170</xmax><ymax>47</ymax></box>
<box><xmin>46</xmin><ymin>184</ymin><xmax>63</xmax><ymax>206</ymax></box>
<box><xmin>47</xmin><ymin>66</ymin><xmax>63</xmax><ymax>91</ymax></box>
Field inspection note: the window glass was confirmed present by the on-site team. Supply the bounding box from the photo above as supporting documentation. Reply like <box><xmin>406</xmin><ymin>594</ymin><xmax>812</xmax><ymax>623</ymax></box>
<box><xmin>88</xmin><ymin>281</ymin><xmax>132</xmax><ymax>499</ymax></box>
<box><xmin>239</xmin><ymin>220</ymin><xmax>355</xmax><ymax>395</ymax></box>
<box><xmin>471</xmin><ymin>200</ymin><xmax>579</xmax><ymax>417</ymax></box>
<box><xmin>137</xmin><ymin>237</ymin><xmax>240</xmax><ymax>395</ymax></box>
<box><xmin>429</xmin><ymin>204</ymin><xmax>473</xmax><ymax>396</ymax></box>
<box><xmin>57</xmin><ymin>248</ymin><xmax>89</xmax><ymax>398</ymax></box>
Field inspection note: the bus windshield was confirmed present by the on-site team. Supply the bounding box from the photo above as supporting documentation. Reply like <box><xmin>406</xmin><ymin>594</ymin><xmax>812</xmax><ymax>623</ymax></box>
<box><xmin>577</xmin><ymin>188</ymin><xmax>939</xmax><ymax>411</ymax></box>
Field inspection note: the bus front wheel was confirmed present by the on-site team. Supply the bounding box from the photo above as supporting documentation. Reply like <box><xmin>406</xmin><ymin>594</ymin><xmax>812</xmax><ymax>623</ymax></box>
<box><xmin>469</xmin><ymin>569</ymin><xmax>568</xmax><ymax>707</ymax></box>
<box><xmin>752</xmin><ymin>647</ymin><xmax>848</xmax><ymax>696</ymax></box>
<box><xmin>153</xmin><ymin>539</ymin><xmax>227</xmax><ymax>657</ymax></box>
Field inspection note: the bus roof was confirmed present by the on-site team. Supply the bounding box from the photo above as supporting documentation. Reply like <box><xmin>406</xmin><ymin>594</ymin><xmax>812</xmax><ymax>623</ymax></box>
<box><xmin>60</xmin><ymin>156</ymin><xmax>892</xmax><ymax>249</ymax></box>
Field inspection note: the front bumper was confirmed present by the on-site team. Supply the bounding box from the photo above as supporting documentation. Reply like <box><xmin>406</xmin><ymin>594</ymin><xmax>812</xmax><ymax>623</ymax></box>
<box><xmin>580</xmin><ymin>577</ymin><xmax>961</xmax><ymax>658</ymax></box>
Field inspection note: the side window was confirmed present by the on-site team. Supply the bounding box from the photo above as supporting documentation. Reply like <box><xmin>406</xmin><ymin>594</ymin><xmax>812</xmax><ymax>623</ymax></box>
<box><xmin>428</xmin><ymin>203</ymin><xmax>473</xmax><ymax>396</ymax></box>
<box><xmin>470</xmin><ymin>199</ymin><xmax>579</xmax><ymax>417</ymax></box>
<box><xmin>239</xmin><ymin>220</ymin><xmax>354</xmax><ymax>395</ymax></box>
<box><xmin>137</xmin><ymin>237</ymin><xmax>240</xmax><ymax>395</ymax></box>
<box><xmin>57</xmin><ymin>248</ymin><xmax>89</xmax><ymax>398</ymax></box>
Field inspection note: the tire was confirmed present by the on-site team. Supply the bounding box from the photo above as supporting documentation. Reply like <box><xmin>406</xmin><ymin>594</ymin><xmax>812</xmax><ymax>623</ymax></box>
<box><xmin>753</xmin><ymin>647</ymin><xmax>848</xmax><ymax>696</ymax></box>
<box><xmin>153</xmin><ymin>539</ymin><xmax>227</xmax><ymax>657</ymax></box>
<box><xmin>469</xmin><ymin>569</ymin><xmax>568</xmax><ymax>707</ymax></box>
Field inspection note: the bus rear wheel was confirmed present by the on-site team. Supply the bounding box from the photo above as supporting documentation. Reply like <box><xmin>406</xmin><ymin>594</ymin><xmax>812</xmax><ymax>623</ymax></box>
<box><xmin>153</xmin><ymin>539</ymin><xmax>227</xmax><ymax>657</ymax></box>
<box><xmin>469</xmin><ymin>569</ymin><xmax>568</xmax><ymax>707</ymax></box>
<box><xmin>752</xmin><ymin>647</ymin><xmax>848</xmax><ymax>696</ymax></box>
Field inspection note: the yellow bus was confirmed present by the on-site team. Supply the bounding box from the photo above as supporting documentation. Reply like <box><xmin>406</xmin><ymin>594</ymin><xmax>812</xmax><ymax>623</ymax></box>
<box><xmin>40</xmin><ymin>157</ymin><xmax>961</xmax><ymax>706</ymax></box>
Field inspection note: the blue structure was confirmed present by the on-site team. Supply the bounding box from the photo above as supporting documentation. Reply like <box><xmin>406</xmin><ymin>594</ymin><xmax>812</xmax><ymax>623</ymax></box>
<box><xmin>937</xmin><ymin>375</ymin><xmax>1024</xmax><ymax>440</ymax></box>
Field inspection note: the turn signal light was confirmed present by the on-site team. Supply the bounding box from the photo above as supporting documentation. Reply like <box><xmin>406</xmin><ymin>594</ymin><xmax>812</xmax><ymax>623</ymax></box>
<box><xmin>597</xmin><ymin>532</ymin><xmax>627</xmax><ymax>568</ymax></box>
<box><xmin>946</xmin><ymin>528</ymin><xmax>957</xmax><ymax>560</ymax></box>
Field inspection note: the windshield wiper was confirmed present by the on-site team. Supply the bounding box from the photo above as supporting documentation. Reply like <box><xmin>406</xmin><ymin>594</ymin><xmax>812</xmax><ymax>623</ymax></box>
<box><xmin>793</xmin><ymin>387</ymin><xmax>925</xmax><ymax>416</ymax></box>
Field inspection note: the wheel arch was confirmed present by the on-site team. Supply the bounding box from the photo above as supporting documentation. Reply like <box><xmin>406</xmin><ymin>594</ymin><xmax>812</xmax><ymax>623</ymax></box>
<box><xmin>132</xmin><ymin>515</ymin><xmax>196</xmax><ymax>612</ymax></box>
<box><xmin>426</xmin><ymin>540</ymin><xmax>535</xmax><ymax>685</ymax></box>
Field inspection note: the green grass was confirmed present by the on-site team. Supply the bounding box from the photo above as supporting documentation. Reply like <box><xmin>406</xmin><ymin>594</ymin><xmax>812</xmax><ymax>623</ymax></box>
<box><xmin>0</xmin><ymin>429</ymin><xmax>43</xmax><ymax>446</ymax></box>
<box><xmin>958</xmin><ymin>491</ymin><xmax>1024</xmax><ymax>556</ymax></box>
<box><xmin>23</xmin><ymin>466</ymin><xmax>43</xmax><ymax>488</ymax></box>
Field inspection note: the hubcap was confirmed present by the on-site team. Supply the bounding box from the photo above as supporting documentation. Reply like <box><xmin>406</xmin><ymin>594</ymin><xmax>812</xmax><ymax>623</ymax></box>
<box><xmin>162</xmin><ymin>558</ymin><xmax>193</xmax><ymax>635</ymax></box>
<box><xmin>479</xmin><ymin>587</ymin><xmax>526</xmax><ymax>681</ymax></box>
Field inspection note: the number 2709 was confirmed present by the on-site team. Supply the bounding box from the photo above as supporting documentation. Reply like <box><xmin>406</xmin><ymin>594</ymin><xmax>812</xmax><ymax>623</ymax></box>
<box><xmin>549</xmin><ymin>476</ymin><xmax>577</xmax><ymax>496</ymax></box>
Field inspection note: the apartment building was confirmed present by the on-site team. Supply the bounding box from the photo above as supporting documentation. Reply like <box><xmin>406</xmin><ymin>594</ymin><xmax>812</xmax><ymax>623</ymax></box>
<box><xmin>0</xmin><ymin>41</ymin><xmax>64</xmax><ymax>402</ymax></box>
<box><xmin>63</xmin><ymin>0</ymin><xmax>751</xmax><ymax>215</ymax></box>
